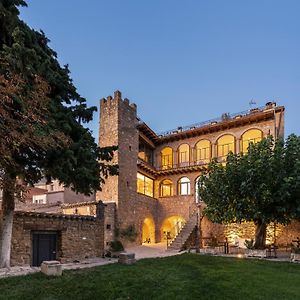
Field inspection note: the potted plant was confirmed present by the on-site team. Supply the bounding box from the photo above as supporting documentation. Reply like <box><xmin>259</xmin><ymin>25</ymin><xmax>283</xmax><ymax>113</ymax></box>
<box><xmin>244</xmin><ymin>239</ymin><xmax>266</xmax><ymax>258</ymax></box>
<box><xmin>108</xmin><ymin>240</ymin><xmax>124</xmax><ymax>258</ymax></box>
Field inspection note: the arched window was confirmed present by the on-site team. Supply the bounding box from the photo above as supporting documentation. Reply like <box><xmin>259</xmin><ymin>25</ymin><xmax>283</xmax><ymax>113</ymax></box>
<box><xmin>160</xmin><ymin>179</ymin><xmax>173</xmax><ymax>197</ymax></box>
<box><xmin>178</xmin><ymin>144</ymin><xmax>190</xmax><ymax>167</ymax></box>
<box><xmin>178</xmin><ymin>177</ymin><xmax>191</xmax><ymax>195</ymax></box>
<box><xmin>217</xmin><ymin>134</ymin><xmax>235</xmax><ymax>160</ymax></box>
<box><xmin>195</xmin><ymin>140</ymin><xmax>211</xmax><ymax>164</ymax></box>
<box><xmin>241</xmin><ymin>129</ymin><xmax>263</xmax><ymax>153</ymax></box>
<box><xmin>161</xmin><ymin>147</ymin><xmax>173</xmax><ymax>170</ymax></box>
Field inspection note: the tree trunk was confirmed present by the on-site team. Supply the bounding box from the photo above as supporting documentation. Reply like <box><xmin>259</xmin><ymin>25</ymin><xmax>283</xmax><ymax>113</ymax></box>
<box><xmin>0</xmin><ymin>174</ymin><xmax>16</xmax><ymax>269</ymax></box>
<box><xmin>254</xmin><ymin>220</ymin><xmax>267</xmax><ymax>249</ymax></box>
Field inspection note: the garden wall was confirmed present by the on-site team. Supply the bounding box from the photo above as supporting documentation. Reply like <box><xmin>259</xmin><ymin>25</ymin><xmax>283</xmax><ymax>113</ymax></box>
<box><xmin>0</xmin><ymin>202</ymin><xmax>105</xmax><ymax>266</ymax></box>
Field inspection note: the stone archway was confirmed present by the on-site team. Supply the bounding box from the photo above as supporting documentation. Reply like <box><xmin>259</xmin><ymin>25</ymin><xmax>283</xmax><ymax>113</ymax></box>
<box><xmin>160</xmin><ymin>216</ymin><xmax>186</xmax><ymax>241</ymax></box>
<box><xmin>142</xmin><ymin>218</ymin><xmax>155</xmax><ymax>244</ymax></box>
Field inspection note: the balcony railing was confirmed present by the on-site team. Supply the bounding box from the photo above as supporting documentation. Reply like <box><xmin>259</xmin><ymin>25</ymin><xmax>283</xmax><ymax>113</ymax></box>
<box><xmin>157</xmin><ymin>105</ymin><xmax>267</xmax><ymax>137</ymax></box>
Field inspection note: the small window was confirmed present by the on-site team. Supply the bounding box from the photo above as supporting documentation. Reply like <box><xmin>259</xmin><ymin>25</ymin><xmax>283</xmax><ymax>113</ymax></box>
<box><xmin>161</xmin><ymin>147</ymin><xmax>173</xmax><ymax>169</ymax></box>
<box><xmin>137</xmin><ymin>173</ymin><xmax>154</xmax><ymax>197</ymax></box>
<box><xmin>106</xmin><ymin>224</ymin><xmax>111</xmax><ymax>230</ymax></box>
<box><xmin>178</xmin><ymin>177</ymin><xmax>191</xmax><ymax>195</ymax></box>
<box><xmin>160</xmin><ymin>179</ymin><xmax>173</xmax><ymax>197</ymax></box>
<box><xmin>178</xmin><ymin>144</ymin><xmax>190</xmax><ymax>167</ymax></box>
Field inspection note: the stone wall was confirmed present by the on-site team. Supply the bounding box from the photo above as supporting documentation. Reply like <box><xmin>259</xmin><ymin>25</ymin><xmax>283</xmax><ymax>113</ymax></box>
<box><xmin>275</xmin><ymin>221</ymin><xmax>300</xmax><ymax>245</ymax></box>
<box><xmin>96</xmin><ymin>91</ymin><xmax>122</xmax><ymax>203</ymax></box>
<box><xmin>119</xmin><ymin>194</ymin><xmax>158</xmax><ymax>247</ymax></box>
<box><xmin>103</xmin><ymin>202</ymin><xmax>117</xmax><ymax>250</ymax></box>
<box><xmin>62</xmin><ymin>201</ymin><xmax>97</xmax><ymax>216</ymax></box>
<box><xmin>224</xmin><ymin>221</ymin><xmax>300</xmax><ymax>246</ymax></box>
<box><xmin>0</xmin><ymin>207</ymin><xmax>104</xmax><ymax>266</ymax></box>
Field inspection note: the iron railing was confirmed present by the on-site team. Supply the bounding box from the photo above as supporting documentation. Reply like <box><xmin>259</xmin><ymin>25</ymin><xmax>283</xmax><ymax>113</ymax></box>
<box><xmin>157</xmin><ymin>106</ymin><xmax>266</xmax><ymax>137</ymax></box>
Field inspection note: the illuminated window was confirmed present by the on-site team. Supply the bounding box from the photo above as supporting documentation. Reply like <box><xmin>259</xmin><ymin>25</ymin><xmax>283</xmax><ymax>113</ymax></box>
<box><xmin>161</xmin><ymin>147</ymin><xmax>173</xmax><ymax>169</ymax></box>
<box><xmin>138</xmin><ymin>151</ymin><xmax>147</xmax><ymax>161</ymax></box>
<box><xmin>138</xmin><ymin>143</ymin><xmax>153</xmax><ymax>164</ymax></box>
<box><xmin>241</xmin><ymin>129</ymin><xmax>263</xmax><ymax>153</ymax></box>
<box><xmin>160</xmin><ymin>179</ymin><xmax>173</xmax><ymax>197</ymax></box>
<box><xmin>178</xmin><ymin>144</ymin><xmax>190</xmax><ymax>167</ymax></box>
<box><xmin>178</xmin><ymin>177</ymin><xmax>191</xmax><ymax>195</ymax></box>
<box><xmin>217</xmin><ymin>134</ymin><xmax>235</xmax><ymax>159</ymax></box>
<box><xmin>137</xmin><ymin>173</ymin><xmax>154</xmax><ymax>197</ymax></box>
<box><xmin>195</xmin><ymin>140</ymin><xmax>211</xmax><ymax>163</ymax></box>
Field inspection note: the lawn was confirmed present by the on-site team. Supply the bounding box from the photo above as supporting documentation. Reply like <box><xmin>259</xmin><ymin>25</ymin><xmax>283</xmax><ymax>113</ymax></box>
<box><xmin>0</xmin><ymin>254</ymin><xmax>299</xmax><ymax>300</ymax></box>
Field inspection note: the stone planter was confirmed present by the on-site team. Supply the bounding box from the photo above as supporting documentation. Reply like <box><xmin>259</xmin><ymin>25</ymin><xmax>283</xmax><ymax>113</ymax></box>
<box><xmin>200</xmin><ymin>248</ymin><xmax>218</xmax><ymax>255</ymax></box>
<box><xmin>245</xmin><ymin>249</ymin><xmax>267</xmax><ymax>258</ymax></box>
<box><xmin>41</xmin><ymin>261</ymin><xmax>62</xmax><ymax>276</ymax></box>
<box><xmin>291</xmin><ymin>253</ymin><xmax>300</xmax><ymax>262</ymax></box>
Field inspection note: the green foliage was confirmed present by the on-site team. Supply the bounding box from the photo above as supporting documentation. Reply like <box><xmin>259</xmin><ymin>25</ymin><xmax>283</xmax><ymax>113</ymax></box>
<box><xmin>109</xmin><ymin>240</ymin><xmax>124</xmax><ymax>252</ymax></box>
<box><xmin>199</xmin><ymin>136</ymin><xmax>300</xmax><ymax>248</ymax></box>
<box><xmin>0</xmin><ymin>0</ymin><xmax>118</xmax><ymax>195</ymax></box>
<box><xmin>115</xmin><ymin>225</ymin><xmax>138</xmax><ymax>242</ymax></box>
<box><xmin>244</xmin><ymin>239</ymin><xmax>255</xmax><ymax>250</ymax></box>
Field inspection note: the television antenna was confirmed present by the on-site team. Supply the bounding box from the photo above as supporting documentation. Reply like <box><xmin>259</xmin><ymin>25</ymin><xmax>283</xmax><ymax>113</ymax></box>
<box><xmin>249</xmin><ymin>99</ymin><xmax>257</xmax><ymax>109</ymax></box>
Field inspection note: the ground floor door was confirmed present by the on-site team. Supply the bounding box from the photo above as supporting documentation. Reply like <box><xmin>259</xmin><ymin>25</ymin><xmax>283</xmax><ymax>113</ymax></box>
<box><xmin>32</xmin><ymin>232</ymin><xmax>57</xmax><ymax>266</ymax></box>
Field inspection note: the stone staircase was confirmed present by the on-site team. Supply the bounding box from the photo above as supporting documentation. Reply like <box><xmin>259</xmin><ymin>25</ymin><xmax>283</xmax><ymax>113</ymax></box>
<box><xmin>167</xmin><ymin>214</ymin><xmax>198</xmax><ymax>251</ymax></box>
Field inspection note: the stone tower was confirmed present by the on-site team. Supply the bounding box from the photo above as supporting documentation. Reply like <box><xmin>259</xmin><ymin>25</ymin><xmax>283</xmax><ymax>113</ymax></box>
<box><xmin>97</xmin><ymin>91</ymin><xmax>139</xmax><ymax>230</ymax></box>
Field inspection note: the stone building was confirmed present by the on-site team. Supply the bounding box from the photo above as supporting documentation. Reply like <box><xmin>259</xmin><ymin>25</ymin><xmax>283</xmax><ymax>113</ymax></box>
<box><xmin>97</xmin><ymin>91</ymin><xmax>295</xmax><ymax>249</ymax></box>
<box><xmin>0</xmin><ymin>202</ymin><xmax>105</xmax><ymax>266</ymax></box>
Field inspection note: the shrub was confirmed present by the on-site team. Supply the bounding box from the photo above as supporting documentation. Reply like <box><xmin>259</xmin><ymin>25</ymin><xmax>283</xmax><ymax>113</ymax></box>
<box><xmin>109</xmin><ymin>240</ymin><xmax>124</xmax><ymax>252</ymax></box>
<box><xmin>115</xmin><ymin>225</ymin><xmax>138</xmax><ymax>242</ymax></box>
<box><xmin>244</xmin><ymin>239</ymin><xmax>255</xmax><ymax>250</ymax></box>
<box><xmin>291</xmin><ymin>243</ymin><xmax>300</xmax><ymax>254</ymax></box>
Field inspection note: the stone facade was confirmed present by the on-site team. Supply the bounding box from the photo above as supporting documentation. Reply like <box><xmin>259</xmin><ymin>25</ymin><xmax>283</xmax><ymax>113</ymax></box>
<box><xmin>96</xmin><ymin>91</ymin><xmax>299</xmax><ymax>247</ymax></box>
<box><xmin>0</xmin><ymin>204</ymin><xmax>104</xmax><ymax>266</ymax></box>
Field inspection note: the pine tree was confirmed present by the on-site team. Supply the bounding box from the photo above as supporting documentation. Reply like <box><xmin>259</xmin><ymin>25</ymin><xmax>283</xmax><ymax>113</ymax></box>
<box><xmin>0</xmin><ymin>0</ymin><xmax>117</xmax><ymax>267</ymax></box>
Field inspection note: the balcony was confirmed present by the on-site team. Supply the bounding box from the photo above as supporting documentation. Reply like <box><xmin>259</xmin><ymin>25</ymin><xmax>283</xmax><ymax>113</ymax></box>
<box><xmin>137</xmin><ymin>157</ymin><xmax>210</xmax><ymax>176</ymax></box>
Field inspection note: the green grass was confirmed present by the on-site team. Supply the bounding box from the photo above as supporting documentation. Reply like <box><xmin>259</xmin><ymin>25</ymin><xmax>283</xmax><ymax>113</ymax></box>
<box><xmin>1</xmin><ymin>254</ymin><xmax>300</xmax><ymax>300</ymax></box>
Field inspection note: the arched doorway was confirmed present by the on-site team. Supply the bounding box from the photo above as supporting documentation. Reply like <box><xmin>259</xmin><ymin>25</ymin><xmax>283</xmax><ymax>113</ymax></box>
<box><xmin>142</xmin><ymin>218</ymin><xmax>155</xmax><ymax>244</ymax></box>
<box><xmin>161</xmin><ymin>216</ymin><xmax>186</xmax><ymax>241</ymax></box>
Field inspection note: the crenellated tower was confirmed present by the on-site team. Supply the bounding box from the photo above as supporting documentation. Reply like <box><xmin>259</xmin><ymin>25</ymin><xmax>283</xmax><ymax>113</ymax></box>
<box><xmin>97</xmin><ymin>90</ymin><xmax>139</xmax><ymax>209</ymax></box>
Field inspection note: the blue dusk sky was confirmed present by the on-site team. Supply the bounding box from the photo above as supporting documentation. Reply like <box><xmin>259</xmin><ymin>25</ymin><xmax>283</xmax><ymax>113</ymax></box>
<box><xmin>20</xmin><ymin>0</ymin><xmax>300</xmax><ymax>140</ymax></box>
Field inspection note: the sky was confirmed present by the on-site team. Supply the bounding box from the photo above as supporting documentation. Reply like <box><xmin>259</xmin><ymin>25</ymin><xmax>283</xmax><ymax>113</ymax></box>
<box><xmin>20</xmin><ymin>0</ymin><xmax>300</xmax><ymax>140</ymax></box>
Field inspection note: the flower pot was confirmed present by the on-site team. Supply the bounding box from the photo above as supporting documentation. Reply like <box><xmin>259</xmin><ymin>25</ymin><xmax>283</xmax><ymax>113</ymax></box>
<box><xmin>245</xmin><ymin>249</ymin><xmax>266</xmax><ymax>258</ymax></box>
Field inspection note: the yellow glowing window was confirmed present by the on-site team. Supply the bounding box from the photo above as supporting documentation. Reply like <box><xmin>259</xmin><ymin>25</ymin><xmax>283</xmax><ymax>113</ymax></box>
<box><xmin>178</xmin><ymin>144</ymin><xmax>190</xmax><ymax>165</ymax></box>
<box><xmin>137</xmin><ymin>173</ymin><xmax>153</xmax><ymax>197</ymax></box>
<box><xmin>138</xmin><ymin>151</ymin><xmax>147</xmax><ymax>161</ymax></box>
<box><xmin>160</xmin><ymin>179</ymin><xmax>173</xmax><ymax>197</ymax></box>
<box><xmin>195</xmin><ymin>140</ymin><xmax>211</xmax><ymax>163</ymax></box>
<box><xmin>161</xmin><ymin>147</ymin><xmax>173</xmax><ymax>169</ymax></box>
<box><xmin>178</xmin><ymin>177</ymin><xmax>191</xmax><ymax>195</ymax></box>
<box><xmin>217</xmin><ymin>135</ymin><xmax>235</xmax><ymax>158</ymax></box>
<box><xmin>241</xmin><ymin>129</ymin><xmax>263</xmax><ymax>153</ymax></box>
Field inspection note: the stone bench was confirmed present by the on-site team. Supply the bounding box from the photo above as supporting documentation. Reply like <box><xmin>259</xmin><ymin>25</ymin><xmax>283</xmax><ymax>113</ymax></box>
<box><xmin>41</xmin><ymin>261</ymin><xmax>62</xmax><ymax>276</ymax></box>
<box><xmin>118</xmin><ymin>253</ymin><xmax>136</xmax><ymax>265</ymax></box>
